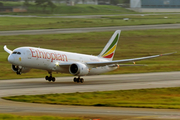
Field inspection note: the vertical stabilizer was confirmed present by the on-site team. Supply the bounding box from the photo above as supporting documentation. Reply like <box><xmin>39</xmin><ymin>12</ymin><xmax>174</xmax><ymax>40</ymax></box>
<box><xmin>98</xmin><ymin>30</ymin><xmax>121</xmax><ymax>61</ymax></box>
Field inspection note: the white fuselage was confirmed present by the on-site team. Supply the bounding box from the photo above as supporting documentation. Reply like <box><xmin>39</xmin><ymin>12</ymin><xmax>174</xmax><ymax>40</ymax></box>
<box><xmin>8</xmin><ymin>47</ymin><xmax>118</xmax><ymax>75</ymax></box>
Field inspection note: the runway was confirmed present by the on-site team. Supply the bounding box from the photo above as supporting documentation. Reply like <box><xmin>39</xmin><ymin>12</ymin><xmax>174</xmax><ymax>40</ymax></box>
<box><xmin>0</xmin><ymin>24</ymin><xmax>180</xmax><ymax>36</ymax></box>
<box><xmin>1</xmin><ymin>72</ymin><xmax>180</xmax><ymax>118</ymax></box>
<box><xmin>1</xmin><ymin>23</ymin><xmax>180</xmax><ymax>119</ymax></box>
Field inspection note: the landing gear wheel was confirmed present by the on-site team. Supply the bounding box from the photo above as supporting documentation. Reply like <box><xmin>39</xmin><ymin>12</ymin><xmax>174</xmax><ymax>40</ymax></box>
<box><xmin>16</xmin><ymin>71</ymin><xmax>21</xmax><ymax>75</ymax></box>
<box><xmin>52</xmin><ymin>77</ymin><xmax>55</xmax><ymax>82</ymax></box>
<box><xmin>73</xmin><ymin>77</ymin><xmax>84</xmax><ymax>83</ymax></box>
<box><xmin>80</xmin><ymin>78</ymin><xmax>84</xmax><ymax>83</ymax></box>
<box><xmin>73</xmin><ymin>77</ymin><xmax>77</xmax><ymax>82</ymax></box>
<box><xmin>15</xmin><ymin>66</ymin><xmax>21</xmax><ymax>75</ymax></box>
<box><xmin>45</xmin><ymin>76</ymin><xmax>49</xmax><ymax>80</ymax></box>
<box><xmin>47</xmin><ymin>76</ymin><xmax>51</xmax><ymax>82</ymax></box>
<box><xmin>76</xmin><ymin>79</ymin><xmax>80</xmax><ymax>83</ymax></box>
<box><xmin>16</xmin><ymin>70</ymin><xmax>21</xmax><ymax>75</ymax></box>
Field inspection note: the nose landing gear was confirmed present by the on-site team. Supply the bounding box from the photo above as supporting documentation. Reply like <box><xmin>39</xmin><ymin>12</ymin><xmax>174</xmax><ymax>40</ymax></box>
<box><xmin>16</xmin><ymin>69</ymin><xmax>22</xmax><ymax>75</ymax></box>
<box><xmin>12</xmin><ymin>65</ymin><xmax>22</xmax><ymax>75</ymax></box>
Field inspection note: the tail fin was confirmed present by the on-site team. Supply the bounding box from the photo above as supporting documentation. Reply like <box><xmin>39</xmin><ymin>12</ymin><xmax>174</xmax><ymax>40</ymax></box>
<box><xmin>98</xmin><ymin>30</ymin><xmax>121</xmax><ymax>61</ymax></box>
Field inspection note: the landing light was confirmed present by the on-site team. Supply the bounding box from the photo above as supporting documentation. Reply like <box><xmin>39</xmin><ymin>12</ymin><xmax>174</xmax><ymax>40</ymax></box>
<box><xmin>55</xmin><ymin>62</ymin><xmax>59</xmax><ymax>66</ymax></box>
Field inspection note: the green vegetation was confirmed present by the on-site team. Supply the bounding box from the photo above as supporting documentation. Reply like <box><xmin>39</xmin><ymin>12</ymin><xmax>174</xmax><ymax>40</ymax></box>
<box><xmin>1</xmin><ymin>14</ymin><xmax>180</xmax><ymax>31</ymax></box>
<box><xmin>1</xmin><ymin>1</ymin><xmax>134</xmax><ymax>15</ymax></box>
<box><xmin>0</xmin><ymin>114</ymin><xmax>82</xmax><ymax>120</ymax></box>
<box><xmin>4</xmin><ymin>87</ymin><xmax>180</xmax><ymax>109</ymax></box>
<box><xmin>0</xmin><ymin>29</ymin><xmax>179</xmax><ymax>79</ymax></box>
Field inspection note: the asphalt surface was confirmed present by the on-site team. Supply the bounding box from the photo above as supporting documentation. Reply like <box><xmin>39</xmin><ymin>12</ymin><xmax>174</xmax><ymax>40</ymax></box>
<box><xmin>1</xmin><ymin>72</ymin><xmax>180</xmax><ymax>118</ymax></box>
<box><xmin>1</xmin><ymin>24</ymin><xmax>180</xmax><ymax>36</ymax></box>
<box><xmin>1</xmin><ymin>13</ymin><xmax>180</xmax><ymax>18</ymax></box>
<box><xmin>1</xmin><ymin>21</ymin><xmax>180</xmax><ymax>119</ymax></box>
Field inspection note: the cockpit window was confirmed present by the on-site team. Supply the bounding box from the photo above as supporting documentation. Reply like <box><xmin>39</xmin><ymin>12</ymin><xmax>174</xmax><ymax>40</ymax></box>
<box><xmin>12</xmin><ymin>51</ymin><xmax>21</xmax><ymax>55</ymax></box>
<box><xmin>12</xmin><ymin>52</ymin><xmax>17</xmax><ymax>54</ymax></box>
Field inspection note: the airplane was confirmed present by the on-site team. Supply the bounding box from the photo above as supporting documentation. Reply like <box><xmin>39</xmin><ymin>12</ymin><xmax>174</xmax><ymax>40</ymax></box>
<box><xmin>4</xmin><ymin>30</ymin><xmax>175</xmax><ymax>83</ymax></box>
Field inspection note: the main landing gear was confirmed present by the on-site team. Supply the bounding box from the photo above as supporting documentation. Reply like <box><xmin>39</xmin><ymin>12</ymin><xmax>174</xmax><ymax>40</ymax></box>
<box><xmin>45</xmin><ymin>72</ymin><xmax>84</xmax><ymax>83</ymax></box>
<box><xmin>73</xmin><ymin>77</ymin><xmax>84</xmax><ymax>83</ymax></box>
<box><xmin>45</xmin><ymin>72</ymin><xmax>55</xmax><ymax>82</ymax></box>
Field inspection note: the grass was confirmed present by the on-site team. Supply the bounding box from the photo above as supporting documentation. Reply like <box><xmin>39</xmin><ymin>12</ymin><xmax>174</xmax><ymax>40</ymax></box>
<box><xmin>0</xmin><ymin>114</ymin><xmax>83</xmax><ymax>120</ymax></box>
<box><xmin>1</xmin><ymin>14</ymin><xmax>180</xmax><ymax>31</ymax></box>
<box><xmin>0</xmin><ymin>29</ymin><xmax>179</xmax><ymax>79</ymax></box>
<box><xmin>4</xmin><ymin>87</ymin><xmax>180</xmax><ymax>109</ymax></box>
<box><xmin>1</xmin><ymin>2</ymin><xmax>135</xmax><ymax>15</ymax></box>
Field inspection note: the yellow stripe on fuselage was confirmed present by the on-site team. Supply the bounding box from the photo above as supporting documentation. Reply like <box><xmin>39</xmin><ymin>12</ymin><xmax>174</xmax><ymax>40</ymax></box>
<box><xmin>103</xmin><ymin>45</ymin><xmax>117</xmax><ymax>57</ymax></box>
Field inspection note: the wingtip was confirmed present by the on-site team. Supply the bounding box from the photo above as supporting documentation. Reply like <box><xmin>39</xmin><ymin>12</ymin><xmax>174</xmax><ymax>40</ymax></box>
<box><xmin>161</xmin><ymin>51</ymin><xmax>177</xmax><ymax>56</ymax></box>
<box><xmin>170</xmin><ymin>51</ymin><xmax>177</xmax><ymax>54</ymax></box>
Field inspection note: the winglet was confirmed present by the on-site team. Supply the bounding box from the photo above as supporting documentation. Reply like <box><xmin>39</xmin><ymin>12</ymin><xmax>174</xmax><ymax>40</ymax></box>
<box><xmin>4</xmin><ymin>45</ymin><xmax>12</xmax><ymax>54</ymax></box>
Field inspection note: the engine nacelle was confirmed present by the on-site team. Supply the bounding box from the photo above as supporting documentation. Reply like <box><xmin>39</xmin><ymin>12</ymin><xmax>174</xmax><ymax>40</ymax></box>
<box><xmin>69</xmin><ymin>63</ymin><xmax>89</xmax><ymax>76</ymax></box>
<box><xmin>12</xmin><ymin>65</ymin><xmax>31</xmax><ymax>73</ymax></box>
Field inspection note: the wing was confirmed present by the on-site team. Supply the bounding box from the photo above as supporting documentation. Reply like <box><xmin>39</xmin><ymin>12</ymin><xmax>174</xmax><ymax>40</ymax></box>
<box><xmin>57</xmin><ymin>62</ymin><xmax>146</xmax><ymax>68</ymax></box>
<box><xmin>4</xmin><ymin>45</ymin><xmax>12</xmax><ymax>54</ymax></box>
<box><xmin>86</xmin><ymin>52</ymin><xmax>176</xmax><ymax>68</ymax></box>
<box><xmin>57</xmin><ymin>52</ymin><xmax>176</xmax><ymax>68</ymax></box>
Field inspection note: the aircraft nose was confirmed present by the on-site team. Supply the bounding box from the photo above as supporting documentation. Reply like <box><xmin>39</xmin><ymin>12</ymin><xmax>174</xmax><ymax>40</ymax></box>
<box><xmin>8</xmin><ymin>55</ymin><xmax>15</xmax><ymax>63</ymax></box>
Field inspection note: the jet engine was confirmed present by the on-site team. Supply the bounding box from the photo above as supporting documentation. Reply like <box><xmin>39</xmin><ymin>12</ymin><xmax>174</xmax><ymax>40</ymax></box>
<box><xmin>12</xmin><ymin>65</ymin><xmax>31</xmax><ymax>73</ymax></box>
<box><xmin>69</xmin><ymin>63</ymin><xmax>89</xmax><ymax>76</ymax></box>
